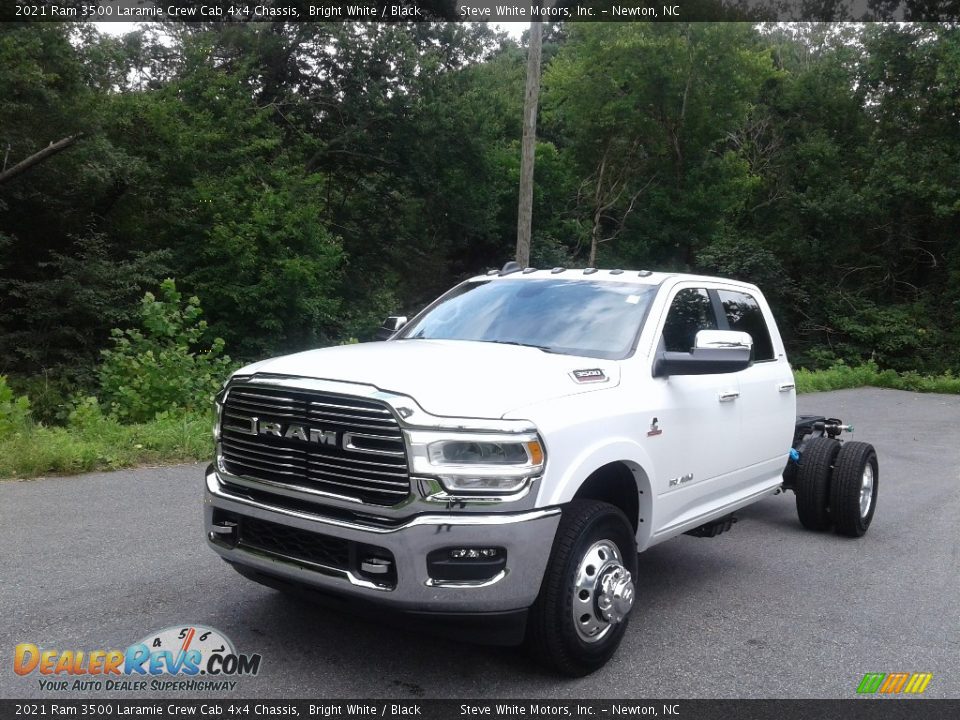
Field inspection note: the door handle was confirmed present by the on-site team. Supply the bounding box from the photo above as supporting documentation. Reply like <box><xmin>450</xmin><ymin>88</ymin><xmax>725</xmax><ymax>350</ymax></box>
<box><xmin>718</xmin><ymin>391</ymin><xmax>739</xmax><ymax>402</ymax></box>
<box><xmin>778</xmin><ymin>382</ymin><xmax>796</xmax><ymax>392</ymax></box>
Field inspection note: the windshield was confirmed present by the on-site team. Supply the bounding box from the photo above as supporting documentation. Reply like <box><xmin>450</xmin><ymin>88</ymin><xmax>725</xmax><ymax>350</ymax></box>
<box><xmin>398</xmin><ymin>279</ymin><xmax>658</xmax><ymax>360</ymax></box>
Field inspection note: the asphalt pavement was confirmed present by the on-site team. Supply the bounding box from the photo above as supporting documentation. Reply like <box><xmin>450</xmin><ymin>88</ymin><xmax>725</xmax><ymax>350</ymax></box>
<box><xmin>2</xmin><ymin>388</ymin><xmax>958</xmax><ymax>699</ymax></box>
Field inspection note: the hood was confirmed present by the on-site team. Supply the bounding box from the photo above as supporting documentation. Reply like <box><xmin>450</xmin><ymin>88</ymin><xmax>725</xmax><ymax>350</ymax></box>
<box><xmin>233</xmin><ymin>339</ymin><xmax>620</xmax><ymax>420</ymax></box>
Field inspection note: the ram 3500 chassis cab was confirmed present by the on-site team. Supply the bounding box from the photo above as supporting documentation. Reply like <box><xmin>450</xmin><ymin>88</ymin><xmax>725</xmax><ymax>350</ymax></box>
<box><xmin>205</xmin><ymin>264</ymin><xmax>879</xmax><ymax>675</ymax></box>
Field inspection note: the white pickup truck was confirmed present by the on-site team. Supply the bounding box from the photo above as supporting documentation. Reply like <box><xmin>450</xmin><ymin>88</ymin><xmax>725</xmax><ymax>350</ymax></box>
<box><xmin>204</xmin><ymin>264</ymin><xmax>879</xmax><ymax>675</ymax></box>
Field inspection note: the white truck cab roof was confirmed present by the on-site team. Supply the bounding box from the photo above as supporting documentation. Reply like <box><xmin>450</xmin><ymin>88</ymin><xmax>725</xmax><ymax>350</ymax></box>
<box><xmin>467</xmin><ymin>266</ymin><xmax>761</xmax><ymax>294</ymax></box>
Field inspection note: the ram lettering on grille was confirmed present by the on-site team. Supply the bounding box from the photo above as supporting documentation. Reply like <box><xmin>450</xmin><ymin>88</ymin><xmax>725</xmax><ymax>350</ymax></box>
<box><xmin>219</xmin><ymin>385</ymin><xmax>410</xmax><ymax>506</ymax></box>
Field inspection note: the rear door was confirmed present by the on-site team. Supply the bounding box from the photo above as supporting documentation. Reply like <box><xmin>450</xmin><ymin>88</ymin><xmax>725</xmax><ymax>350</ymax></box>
<box><xmin>714</xmin><ymin>288</ymin><xmax>796</xmax><ymax>489</ymax></box>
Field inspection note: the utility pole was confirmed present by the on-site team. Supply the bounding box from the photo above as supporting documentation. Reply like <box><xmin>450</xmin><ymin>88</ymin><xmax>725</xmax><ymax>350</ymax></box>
<box><xmin>515</xmin><ymin>18</ymin><xmax>543</xmax><ymax>268</ymax></box>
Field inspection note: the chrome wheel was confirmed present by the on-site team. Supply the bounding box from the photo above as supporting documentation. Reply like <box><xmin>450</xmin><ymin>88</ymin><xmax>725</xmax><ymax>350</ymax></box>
<box><xmin>572</xmin><ymin>540</ymin><xmax>635</xmax><ymax>643</ymax></box>
<box><xmin>859</xmin><ymin>463</ymin><xmax>875</xmax><ymax>518</ymax></box>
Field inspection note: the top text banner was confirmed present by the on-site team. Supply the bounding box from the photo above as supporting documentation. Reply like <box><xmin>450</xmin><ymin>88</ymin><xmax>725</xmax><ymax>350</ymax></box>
<box><xmin>7</xmin><ymin>0</ymin><xmax>960</xmax><ymax>22</ymax></box>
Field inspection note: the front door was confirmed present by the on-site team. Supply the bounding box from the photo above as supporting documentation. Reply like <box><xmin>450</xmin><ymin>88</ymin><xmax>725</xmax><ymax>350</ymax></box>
<box><xmin>643</xmin><ymin>286</ymin><xmax>744</xmax><ymax>536</ymax></box>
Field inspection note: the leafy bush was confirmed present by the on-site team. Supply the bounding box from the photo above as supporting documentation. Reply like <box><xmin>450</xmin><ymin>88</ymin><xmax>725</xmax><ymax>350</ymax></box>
<box><xmin>67</xmin><ymin>395</ymin><xmax>110</xmax><ymax>432</ymax></box>
<box><xmin>825</xmin><ymin>298</ymin><xmax>942</xmax><ymax>374</ymax></box>
<box><xmin>8</xmin><ymin>373</ymin><xmax>81</xmax><ymax>426</ymax></box>
<box><xmin>99</xmin><ymin>279</ymin><xmax>234</xmax><ymax>423</ymax></box>
<box><xmin>0</xmin><ymin>375</ymin><xmax>32</xmax><ymax>436</ymax></box>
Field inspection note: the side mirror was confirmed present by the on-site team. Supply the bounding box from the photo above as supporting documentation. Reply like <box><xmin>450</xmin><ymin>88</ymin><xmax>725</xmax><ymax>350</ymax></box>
<box><xmin>653</xmin><ymin>330</ymin><xmax>753</xmax><ymax>377</ymax></box>
<box><xmin>693</xmin><ymin>329</ymin><xmax>754</xmax><ymax>352</ymax></box>
<box><xmin>375</xmin><ymin>315</ymin><xmax>408</xmax><ymax>341</ymax></box>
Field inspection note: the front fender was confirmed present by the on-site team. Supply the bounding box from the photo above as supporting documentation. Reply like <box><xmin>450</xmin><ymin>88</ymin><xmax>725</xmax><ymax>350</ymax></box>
<box><xmin>536</xmin><ymin>436</ymin><xmax>656</xmax><ymax>545</ymax></box>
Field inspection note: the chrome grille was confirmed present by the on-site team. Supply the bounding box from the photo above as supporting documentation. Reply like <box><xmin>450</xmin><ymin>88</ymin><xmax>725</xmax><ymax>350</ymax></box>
<box><xmin>219</xmin><ymin>384</ymin><xmax>409</xmax><ymax>506</ymax></box>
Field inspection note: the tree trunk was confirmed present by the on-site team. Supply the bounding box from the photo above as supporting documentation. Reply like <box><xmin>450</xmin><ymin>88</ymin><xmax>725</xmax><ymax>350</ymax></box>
<box><xmin>588</xmin><ymin>150</ymin><xmax>609</xmax><ymax>267</ymax></box>
<box><xmin>589</xmin><ymin>208</ymin><xmax>602</xmax><ymax>267</ymax></box>
<box><xmin>515</xmin><ymin>19</ymin><xmax>543</xmax><ymax>268</ymax></box>
<box><xmin>0</xmin><ymin>135</ymin><xmax>82</xmax><ymax>186</ymax></box>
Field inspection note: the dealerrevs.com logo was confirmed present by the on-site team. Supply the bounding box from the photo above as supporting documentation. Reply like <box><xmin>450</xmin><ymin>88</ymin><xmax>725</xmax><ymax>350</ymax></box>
<box><xmin>14</xmin><ymin>625</ymin><xmax>262</xmax><ymax>692</ymax></box>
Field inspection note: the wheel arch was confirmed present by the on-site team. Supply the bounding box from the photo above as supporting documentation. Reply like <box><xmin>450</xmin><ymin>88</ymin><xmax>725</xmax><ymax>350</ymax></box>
<box><xmin>539</xmin><ymin>440</ymin><xmax>655</xmax><ymax>549</ymax></box>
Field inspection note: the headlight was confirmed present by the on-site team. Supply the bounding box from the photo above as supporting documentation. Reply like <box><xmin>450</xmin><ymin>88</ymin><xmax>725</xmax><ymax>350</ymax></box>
<box><xmin>428</xmin><ymin>439</ymin><xmax>543</xmax><ymax>466</ymax></box>
<box><xmin>407</xmin><ymin>431</ymin><xmax>545</xmax><ymax>495</ymax></box>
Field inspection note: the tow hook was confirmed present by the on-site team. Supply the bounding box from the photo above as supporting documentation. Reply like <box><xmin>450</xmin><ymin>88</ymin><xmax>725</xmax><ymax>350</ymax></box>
<box><xmin>209</xmin><ymin>520</ymin><xmax>239</xmax><ymax>548</ymax></box>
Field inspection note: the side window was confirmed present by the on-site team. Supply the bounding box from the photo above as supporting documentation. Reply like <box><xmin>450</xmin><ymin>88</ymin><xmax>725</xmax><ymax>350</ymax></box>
<box><xmin>662</xmin><ymin>288</ymin><xmax>718</xmax><ymax>352</ymax></box>
<box><xmin>718</xmin><ymin>290</ymin><xmax>775</xmax><ymax>361</ymax></box>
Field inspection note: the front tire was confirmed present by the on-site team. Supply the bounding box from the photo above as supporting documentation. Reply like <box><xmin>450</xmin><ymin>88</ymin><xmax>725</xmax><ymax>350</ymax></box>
<box><xmin>527</xmin><ymin>500</ymin><xmax>638</xmax><ymax>676</ymax></box>
<box><xmin>830</xmin><ymin>441</ymin><xmax>879</xmax><ymax>537</ymax></box>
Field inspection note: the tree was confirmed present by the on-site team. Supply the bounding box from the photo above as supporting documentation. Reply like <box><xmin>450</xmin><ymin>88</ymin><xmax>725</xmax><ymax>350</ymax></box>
<box><xmin>544</xmin><ymin>24</ymin><xmax>775</xmax><ymax>267</ymax></box>
<box><xmin>3</xmin><ymin>19</ymin><xmax>960</xmax><ymax>398</ymax></box>
<box><xmin>0</xmin><ymin>24</ymin><xmax>158</xmax><ymax>379</ymax></box>
<box><xmin>516</xmin><ymin>20</ymin><xmax>544</xmax><ymax>268</ymax></box>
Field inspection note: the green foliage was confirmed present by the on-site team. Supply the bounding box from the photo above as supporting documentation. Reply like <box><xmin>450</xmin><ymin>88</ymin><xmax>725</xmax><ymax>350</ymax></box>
<box><xmin>98</xmin><ymin>280</ymin><xmax>233</xmax><ymax>423</ymax></box>
<box><xmin>543</xmin><ymin>23</ymin><xmax>777</xmax><ymax>264</ymax></box>
<box><xmin>0</xmin><ymin>408</ymin><xmax>212</xmax><ymax>479</ymax></box>
<box><xmin>182</xmin><ymin>169</ymin><xmax>344</xmax><ymax>356</ymax></box>
<box><xmin>0</xmin><ymin>234</ymin><xmax>169</xmax><ymax>381</ymax></box>
<box><xmin>0</xmin><ymin>376</ymin><xmax>32</xmax><ymax>437</ymax></box>
<box><xmin>67</xmin><ymin>395</ymin><xmax>107</xmax><ymax>432</ymax></box>
<box><xmin>3</xmin><ymin>20</ymin><xmax>960</xmax><ymax>447</ymax></box>
<box><xmin>6</xmin><ymin>373</ymin><xmax>80</xmax><ymax>427</ymax></box>
<box><xmin>818</xmin><ymin>298</ymin><xmax>941</xmax><ymax>372</ymax></box>
<box><xmin>794</xmin><ymin>361</ymin><xmax>960</xmax><ymax>395</ymax></box>
<box><xmin>107</xmin><ymin>42</ymin><xmax>347</xmax><ymax>356</ymax></box>
<box><xmin>794</xmin><ymin>362</ymin><xmax>885</xmax><ymax>394</ymax></box>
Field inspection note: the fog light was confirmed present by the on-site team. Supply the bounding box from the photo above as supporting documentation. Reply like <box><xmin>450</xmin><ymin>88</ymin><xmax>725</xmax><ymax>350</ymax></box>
<box><xmin>450</xmin><ymin>547</ymin><xmax>499</xmax><ymax>559</ymax></box>
<box><xmin>428</xmin><ymin>547</ymin><xmax>506</xmax><ymax>583</ymax></box>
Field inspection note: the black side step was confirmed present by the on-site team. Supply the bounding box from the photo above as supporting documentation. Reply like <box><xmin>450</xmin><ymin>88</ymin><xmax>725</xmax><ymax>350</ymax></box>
<box><xmin>684</xmin><ymin>514</ymin><xmax>737</xmax><ymax>538</ymax></box>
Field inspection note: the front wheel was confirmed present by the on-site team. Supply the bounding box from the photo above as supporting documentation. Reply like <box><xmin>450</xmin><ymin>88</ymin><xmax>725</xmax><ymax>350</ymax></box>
<box><xmin>527</xmin><ymin>500</ymin><xmax>638</xmax><ymax>676</ymax></box>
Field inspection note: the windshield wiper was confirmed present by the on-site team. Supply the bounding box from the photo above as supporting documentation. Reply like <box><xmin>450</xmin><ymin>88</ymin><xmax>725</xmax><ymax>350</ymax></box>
<box><xmin>484</xmin><ymin>340</ymin><xmax>558</xmax><ymax>354</ymax></box>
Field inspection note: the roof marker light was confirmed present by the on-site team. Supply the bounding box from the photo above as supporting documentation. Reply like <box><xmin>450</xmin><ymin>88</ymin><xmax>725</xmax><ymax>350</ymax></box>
<box><xmin>522</xmin><ymin>267</ymin><xmax>537</xmax><ymax>274</ymax></box>
<box><xmin>638</xmin><ymin>270</ymin><xmax>653</xmax><ymax>277</ymax></box>
<box><xmin>583</xmin><ymin>268</ymin><xmax>598</xmax><ymax>275</ymax></box>
<box><xmin>610</xmin><ymin>269</ymin><xmax>624</xmax><ymax>275</ymax></box>
<box><xmin>551</xmin><ymin>267</ymin><xmax>566</xmax><ymax>274</ymax></box>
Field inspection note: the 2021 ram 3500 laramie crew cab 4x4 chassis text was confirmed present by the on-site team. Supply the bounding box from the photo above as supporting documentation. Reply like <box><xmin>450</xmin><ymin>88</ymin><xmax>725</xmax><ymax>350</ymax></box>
<box><xmin>204</xmin><ymin>263</ymin><xmax>879</xmax><ymax>675</ymax></box>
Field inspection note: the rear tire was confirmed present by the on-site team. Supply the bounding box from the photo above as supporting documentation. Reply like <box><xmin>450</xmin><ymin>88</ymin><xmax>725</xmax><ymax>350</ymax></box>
<box><xmin>527</xmin><ymin>500</ymin><xmax>637</xmax><ymax>677</ymax></box>
<box><xmin>795</xmin><ymin>437</ymin><xmax>840</xmax><ymax>531</ymax></box>
<box><xmin>830</xmin><ymin>441</ymin><xmax>878</xmax><ymax>537</ymax></box>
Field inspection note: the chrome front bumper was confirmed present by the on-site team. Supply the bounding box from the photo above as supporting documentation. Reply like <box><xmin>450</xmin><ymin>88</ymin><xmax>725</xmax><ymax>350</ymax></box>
<box><xmin>204</xmin><ymin>466</ymin><xmax>561</xmax><ymax>613</ymax></box>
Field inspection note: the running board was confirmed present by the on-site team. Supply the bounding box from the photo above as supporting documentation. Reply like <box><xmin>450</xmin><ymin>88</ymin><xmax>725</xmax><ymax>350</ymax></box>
<box><xmin>684</xmin><ymin>514</ymin><xmax>737</xmax><ymax>538</ymax></box>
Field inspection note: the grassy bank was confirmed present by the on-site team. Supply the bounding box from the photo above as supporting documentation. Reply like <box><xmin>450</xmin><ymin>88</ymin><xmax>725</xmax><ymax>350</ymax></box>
<box><xmin>2</xmin><ymin>362</ymin><xmax>959</xmax><ymax>480</ymax></box>
<box><xmin>0</xmin><ymin>410</ymin><xmax>212</xmax><ymax>479</ymax></box>
<box><xmin>793</xmin><ymin>361</ymin><xmax>960</xmax><ymax>395</ymax></box>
